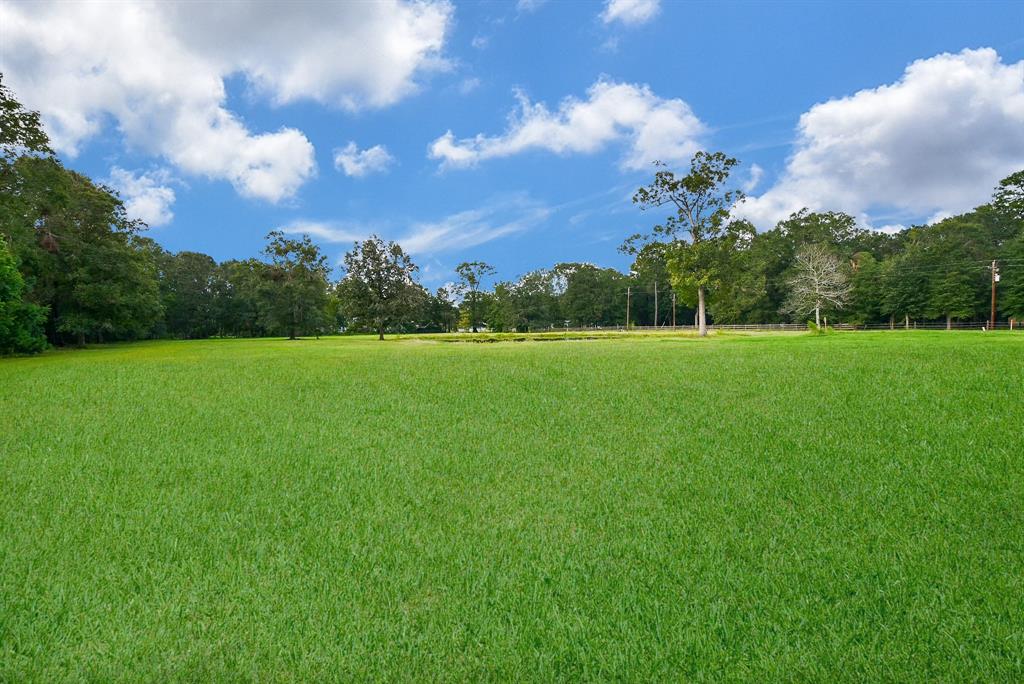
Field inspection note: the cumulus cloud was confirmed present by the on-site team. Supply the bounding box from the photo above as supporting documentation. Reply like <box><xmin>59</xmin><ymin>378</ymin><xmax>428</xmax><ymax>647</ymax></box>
<box><xmin>333</xmin><ymin>142</ymin><xmax>395</xmax><ymax>177</ymax></box>
<box><xmin>600</xmin><ymin>0</ymin><xmax>660</xmax><ymax>25</ymax></box>
<box><xmin>108</xmin><ymin>167</ymin><xmax>176</xmax><ymax>227</ymax></box>
<box><xmin>0</xmin><ymin>0</ymin><xmax>452</xmax><ymax>202</ymax></box>
<box><xmin>429</xmin><ymin>79</ymin><xmax>706</xmax><ymax>170</ymax></box>
<box><xmin>737</xmin><ymin>48</ymin><xmax>1024</xmax><ymax>229</ymax></box>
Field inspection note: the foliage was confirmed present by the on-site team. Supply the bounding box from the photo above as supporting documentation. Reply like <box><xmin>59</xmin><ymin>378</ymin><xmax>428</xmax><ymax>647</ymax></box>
<box><xmin>260</xmin><ymin>231</ymin><xmax>331</xmax><ymax>339</ymax></box>
<box><xmin>628</xmin><ymin>151</ymin><xmax>745</xmax><ymax>335</ymax></box>
<box><xmin>337</xmin><ymin>236</ymin><xmax>420</xmax><ymax>339</ymax></box>
<box><xmin>0</xmin><ymin>236</ymin><xmax>47</xmax><ymax>354</ymax></box>
<box><xmin>455</xmin><ymin>261</ymin><xmax>495</xmax><ymax>332</ymax></box>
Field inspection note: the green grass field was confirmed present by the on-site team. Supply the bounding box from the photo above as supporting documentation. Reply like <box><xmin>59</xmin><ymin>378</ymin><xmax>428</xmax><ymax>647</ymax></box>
<box><xmin>2</xmin><ymin>332</ymin><xmax>1022</xmax><ymax>680</ymax></box>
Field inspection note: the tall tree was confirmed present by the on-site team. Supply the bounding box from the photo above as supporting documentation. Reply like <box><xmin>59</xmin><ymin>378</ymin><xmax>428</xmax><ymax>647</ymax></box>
<box><xmin>259</xmin><ymin>231</ymin><xmax>331</xmax><ymax>340</ymax></box>
<box><xmin>337</xmin><ymin>236</ymin><xmax>418</xmax><ymax>340</ymax></box>
<box><xmin>781</xmin><ymin>244</ymin><xmax>851</xmax><ymax>327</ymax></box>
<box><xmin>455</xmin><ymin>261</ymin><xmax>495</xmax><ymax>332</ymax></box>
<box><xmin>627</xmin><ymin>152</ymin><xmax>744</xmax><ymax>336</ymax></box>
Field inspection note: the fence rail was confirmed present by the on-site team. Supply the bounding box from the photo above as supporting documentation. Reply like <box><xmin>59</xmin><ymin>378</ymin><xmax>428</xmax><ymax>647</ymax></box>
<box><xmin>499</xmin><ymin>321</ymin><xmax>1022</xmax><ymax>333</ymax></box>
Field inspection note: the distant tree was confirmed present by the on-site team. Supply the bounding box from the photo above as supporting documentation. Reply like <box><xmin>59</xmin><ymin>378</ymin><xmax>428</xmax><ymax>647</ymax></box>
<box><xmin>511</xmin><ymin>269</ymin><xmax>560</xmax><ymax>331</ymax></box>
<box><xmin>430</xmin><ymin>286</ymin><xmax>459</xmax><ymax>332</ymax></box>
<box><xmin>455</xmin><ymin>261</ymin><xmax>495</xmax><ymax>332</ymax></box>
<box><xmin>259</xmin><ymin>232</ymin><xmax>331</xmax><ymax>340</ymax></box>
<box><xmin>1000</xmin><ymin>234</ymin><xmax>1024</xmax><ymax>322</ymax></box>
<box><xmin>337</xmin><ymin>236</ymin><xmax>418</xmax><ymax>340</ymax></box>
<box><xmin>627</xmin><ymin>152</ymin><xmax>744</xmax><ymax>336</ymax></box>
<box><xmin>928</xmin><ymin>269</ymin><xmax>977</xmax><ymax>329</ymax></box>
<box><xmin>160</xmin><ymin>251</ymin><xmax>219</xmax><ymax>338</ymax></box>
<box><xmin>559</xmin><ymin>263</ymin><xmax>628</xmax><ymax>327</ymax></box>
<box><xmin>781</xmin><ymin>244</ymin><xmax>851</xmax><ymax>327</ymax></box>
<box><xmin>0</xmin><ymin>236</ymin><xmax>47</xmax><ymax>354</ymax></box>
<box><xmin>846</xmin><ymin>253</ymin><xmax>883</xmax><ymax>326</ymax></box>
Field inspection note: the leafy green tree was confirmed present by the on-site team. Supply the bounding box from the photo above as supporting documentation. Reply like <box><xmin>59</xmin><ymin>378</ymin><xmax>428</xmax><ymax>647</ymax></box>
<box><xmin>213</xmin><ymin>259</ymin><xmax>270</xmax><ymax>338</ymax></box>
<box><xmin>455</xmin><ymin>261</ymin><xmax>495</xmax><ymax>332</ymax></box>
<box><xmin>628</xmin><ymin>152</ymin><xmax>744</xmax><ymax>335</ymax></box>
<box><xmin>160</xmin><ymin>251</ymin><xmax>219</xmax><ymax>338</ymax></box>
<box><xmin>992</xmin><ymin>170</ymin><xmax>1024</xmax><ymax>222</ymax></box>
<box><xmin>0</xmin><ymin>236</ymin><xmax>47</xmax><ymax>354</ymax></box>
<box><xmin>1000</xmin><ymin>234</ymin><xmax>1024</xmax><ymax>322</ymax></box>
<box><xmin>429</xmin><ymin>286</ymin><xmax>459</xmax><ymax>332</ymax></box>
<box><xmin>1</xmin><ymin>79</ymin><xmax>162</xmax><ymax>345</ymax></box>
<box><xmin>846</xmin><ymin>253</ymin><xmax>883</xmax><ymax>326</ymax></box>
<box><xmin>337</xmin><ymin>236</ymin><xmax>418</xmax><ymax>340</ymax></box>
<box><xmin>559</xmin><ymin>263</ymin><xmax>628</xmax><ymax>327</ymax></box>
<box><xmin>928</xmin><ymin>269</ymin><xmax>977</xmax><ymax>329</ymax></box>
<box><xmin>880</xmin><ymin>249</ymin><xmax>929</xmax><ymax>328</ymax></box>
<box><xmin>259</xmin><ymin>231</ymin><xmax>331</xmax><ymax>340</ymax></box>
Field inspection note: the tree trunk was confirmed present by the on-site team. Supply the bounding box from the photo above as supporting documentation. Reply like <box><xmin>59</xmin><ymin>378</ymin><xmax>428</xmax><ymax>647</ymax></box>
<box><xmin>946</xmin><ymin>313</ymin><xmax>952</xmax><ymax>331</ymax></box>
<box><xmin>289</xmin><ymin>326</ymin><xmax>296</xmax><ymax>340</ymax></box>
<box><xmin>814</xmin><ymin>305</ymin><xmax>820</xmax><ymax>328</ymax></box>
<box><xmin>905</xmin><ymin>314</ymin><xmax>909</xmax><ymax>330</ymax></box>
<box><xmin>697</xmin><ymin>285</ymin><xmax>707</xmax><ymax>337</ymax></box>
<box><xmin>378</xmin><ymin>325</ymin><xmax>385</xmax><ymax>341</ymax></box>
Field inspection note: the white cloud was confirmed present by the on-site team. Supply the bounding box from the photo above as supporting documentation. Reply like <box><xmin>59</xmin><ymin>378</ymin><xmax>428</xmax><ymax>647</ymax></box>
<box><xmin>471</xmin><ymin>35</ymin><xmax>489</xmax><ymax>50</ymax></box>
<box><xmin>108</xmin><ymin>167</ymin><xmax>177</xmax><ymax>227</ymax></box>
<box><xmin>737</xmin><ymin>48</ymin><xmax>1024</xmax><ymax>229</ymax></box>
<box><xmin>517</xmin><ymin>0</ymin><xmax>548</xmax><ymax>13</ymax></box>
<box><xmin>401</xmin><ymin>198</ymin><xmax>550</xmax><ymax>254</ymax></box>
<box><xmin>742</xmin><ymin>163</ymin><xmax>764</xmax><ymax>193</ymax></box>
<box><xmin>279</xmin><ymin>220</ymin><xmax>368</xmax><ymax>244</ymax></box>
<box><xmin>287</xmin><ymin>195</ymin><xmax>549</xmax><ymax>255</ymax></box>
<box><xmin>0</xmin><ymin>0</ymin><xmax>452</xmax><ymax>202</ymax></box>
<box><xmin>333</xmin><ymin>142</ymin><xmax>395</xmax><ymax>177</ymax></box>
<box><xmin>458</xmin><ymin>77</ymin><xmax>482</xmax><ymax>95</ymax></box>
<box><xmin>600</xmin><ymin>0</ymin><xmax>660</xmax><ymax>26</ymax></box>
<box><xmin>429</xmin><ymin>79</ymin><xmax>706</xmax><ymax>170</ymax></box>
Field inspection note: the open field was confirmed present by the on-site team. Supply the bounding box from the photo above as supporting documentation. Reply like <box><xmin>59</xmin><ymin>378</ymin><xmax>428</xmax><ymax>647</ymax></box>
<box><xmin>2</xmin><ymin>332</ymin><xmax>1022</xmax><ymax>680</ymax></box>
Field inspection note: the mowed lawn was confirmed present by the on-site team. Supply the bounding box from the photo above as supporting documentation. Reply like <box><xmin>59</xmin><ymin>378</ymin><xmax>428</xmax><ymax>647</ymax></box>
<box><xmin>1</xmin><ymin>332</ymin><xmax>1022</xmax><ymax>681</ymax></box>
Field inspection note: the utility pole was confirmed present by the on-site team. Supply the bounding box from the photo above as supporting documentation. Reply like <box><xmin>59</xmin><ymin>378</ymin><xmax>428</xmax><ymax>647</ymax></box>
<box><xmin>653</xmin><ymin>282</ymin><xmax>658</xmax><ymax>328</ymax></box>
<box><xmin>672</xmin><ymin>292</ymin><xmax>676</xmax><ymax>329</ymax></box>
<box><xmin>991</xmin><ymin>260</ymin><xmax>1000</xmax><ymax>329</ymax></box>
<box><xmin>626</xmin><ymin>286</ymin><xmax>631</xmax><ymax>330</ymax></box>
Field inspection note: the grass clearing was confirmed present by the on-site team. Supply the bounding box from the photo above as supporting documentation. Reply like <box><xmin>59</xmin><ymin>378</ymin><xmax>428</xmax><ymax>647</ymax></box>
<box><xmin>2</xmin><ymin>332</ymin><xmax>1022</xmax><ymax>680</ymax></box>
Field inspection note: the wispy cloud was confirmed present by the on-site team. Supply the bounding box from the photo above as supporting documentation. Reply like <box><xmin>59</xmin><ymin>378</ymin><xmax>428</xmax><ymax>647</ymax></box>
<box><xmin>278</xmin><ymin>220</ymin><xmax>369</xmax><ymax>243</ymax></box>
<box><xmin>280</xmin><ymin>194</ymin><xmax>553</xmax><ymax>256</ymax></box>
<box><xmin>401</xmin><ymin>195</ymin><xmax>551</xmax><ymax>254</ymax></box>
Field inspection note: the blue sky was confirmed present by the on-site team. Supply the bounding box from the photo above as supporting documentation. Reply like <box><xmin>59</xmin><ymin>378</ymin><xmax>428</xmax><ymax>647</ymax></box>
<box><xmin>2</xmin><ymin>0</ymin><xmax>1023</xmax><ymax>286</ymax></box>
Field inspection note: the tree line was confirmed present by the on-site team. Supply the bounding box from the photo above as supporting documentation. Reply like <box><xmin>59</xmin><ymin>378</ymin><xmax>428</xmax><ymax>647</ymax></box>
<box><xmin>2</xmin><ymin>75</ymin><xmax>1023</xmax><ymax>354</ymax></box>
